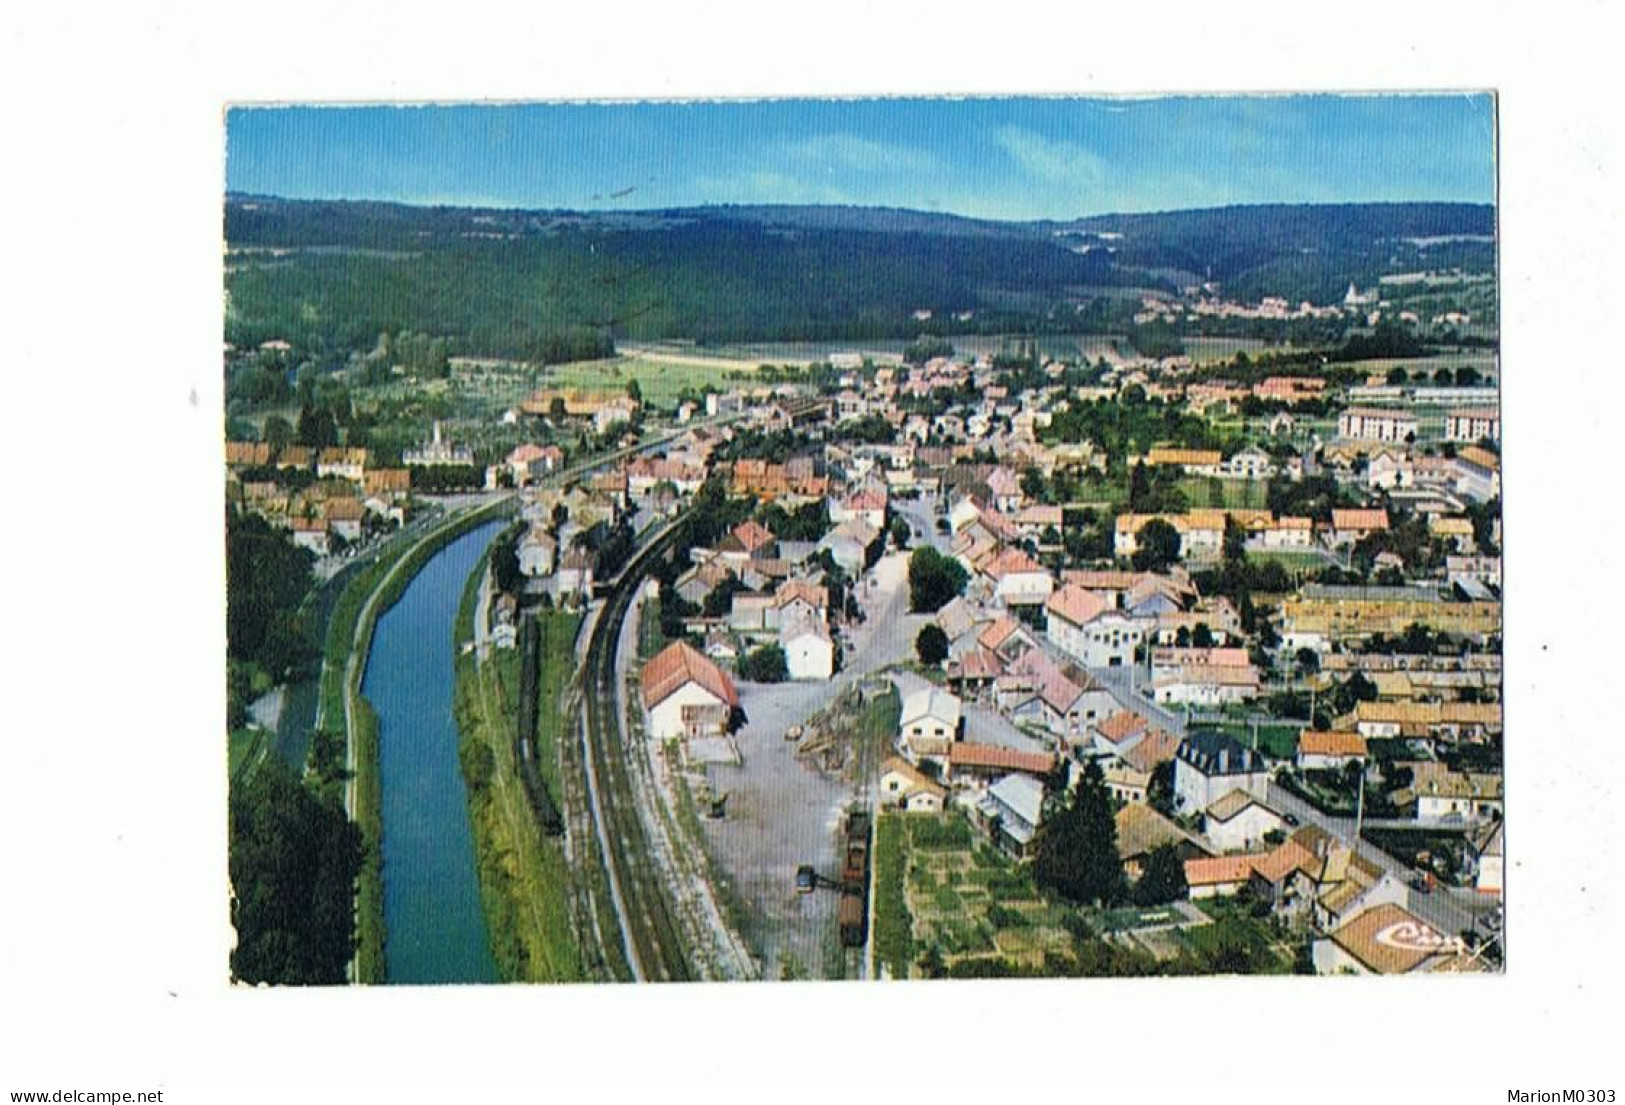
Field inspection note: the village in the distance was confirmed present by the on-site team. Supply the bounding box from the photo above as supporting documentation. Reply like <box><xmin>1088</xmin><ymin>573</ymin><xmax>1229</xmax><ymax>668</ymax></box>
<box><xmin>223</xmin><ymin>114</ymin><xmax>1503</xmax><ymax>985</ymax></box>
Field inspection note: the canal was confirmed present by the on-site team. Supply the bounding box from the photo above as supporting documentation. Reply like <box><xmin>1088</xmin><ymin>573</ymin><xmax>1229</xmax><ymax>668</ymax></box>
<box><xmin>361</xmin><ymin>518</ymin><xmax>505</xmax><ymax>984</ymax></box>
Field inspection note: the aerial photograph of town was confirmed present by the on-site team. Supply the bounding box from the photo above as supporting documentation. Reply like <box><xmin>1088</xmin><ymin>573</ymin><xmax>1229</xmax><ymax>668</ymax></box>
<box><xmin>222</xmin><ymin>94</ymin><xmax>1504</xmax><ymax>986</ymax></box>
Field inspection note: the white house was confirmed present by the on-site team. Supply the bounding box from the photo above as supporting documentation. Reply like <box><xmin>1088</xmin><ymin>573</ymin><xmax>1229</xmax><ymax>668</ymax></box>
<box><xmin>982</xmin><ymin>773</ymin><xmax>1046</xmax><ymax>857</ymax></box>
<box><xmin>1152</xmin><ymin>663</ymin><xmax>1260</xmax><ymax>707</ymax></box>
<box><xmin>1296</xmin><ymin>731</ymin><xmax>1369</xmax><ymax>771</ymax></box>
<box><xmin>553</xmin><ymin>547</ymin><xmax>595</xmax><ymax>602</ymax></box>
<box><xmin>1412</xmin><ymin>769</ymin><xmax>1503</xmax><ymax>824</ymax></box>
<box><xmin>1173</xmin><ymin>731</ymin><xmax>1269</xmax><ymax>814</ymax></box>
<box><xmin>878</xmin><ymin>757</ymin><xmax>947</xmax><ymax>812</ymax></box>
<box><xmin>1202</xmin><ymin>788</ymin><xmax>1286</xmax><ymax>853</ymax></box>
<box><xmin>1366</xmin><ymin>449</ymin><xmax>1414</xmax><ymax>491</ymax></box>
<box><xmin>899</xmin><ymin>686</ymin><xmax>963</xmax><ymax>763</ymax></box>
<box><xmin>518</xmin><ymin>526</ymin><xmax>558</xmax><ymax>577</ymax></box>
<box><xmin>1444</xmin><ymin>407</ymin><xmax>1500</xmax><ymax>443</ymax></box>
<box><xmin>817</xmin><ymin>518</ymin><xmax>879</xmax><ymax>576</ymax></box>
<box><xmin>829</xmin><ymin>488</ymin><xmax>888</xmax><ymax>530</ymax></box>
<box><xmin>640</xmin><ymin>641</ymin><xmax>739</xmax><ymax>741</ymax></box>
<box><xmin>1045</xmin><ymin>584</ymin><xmax>1149</xmax><ymax>668</ymax></box>
<box><xmin>1338</xmin><ymin>407</ymin><xmax>1419</xmax><ymax>443</ymax></box>
<box><xmin>1222</xmin><ymin>446</ymin><xmax>1275</xmax><ymax>480</ymax></box>
<box><xmin>983</xmin><ymin>547</ymin><xmax>1054</xmax><ymax>608</ymax></box>
<box><xmin>289</xmin><ymin>517</ymin><xmax>330</xmax><ymax>557</ymax></box>
<box><xmin>780</xmin><ymin>614</ymin><xmax>835</xmax><ymax>681</ymax></box>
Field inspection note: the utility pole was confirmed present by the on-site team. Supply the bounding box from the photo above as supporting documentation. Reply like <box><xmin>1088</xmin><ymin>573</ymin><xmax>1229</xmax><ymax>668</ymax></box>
<box><xmin>1353</xmin><ymin>759</ymin><xmax>1366</xmax><ymax>846</ymax></box>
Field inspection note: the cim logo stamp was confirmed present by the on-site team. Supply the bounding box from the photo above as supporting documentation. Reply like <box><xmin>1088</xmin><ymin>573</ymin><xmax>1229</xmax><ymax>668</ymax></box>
<box><xmin>1375</xmin><ymin>919</ymin><xmax>1462</xmax><ymax>954</ymax></box>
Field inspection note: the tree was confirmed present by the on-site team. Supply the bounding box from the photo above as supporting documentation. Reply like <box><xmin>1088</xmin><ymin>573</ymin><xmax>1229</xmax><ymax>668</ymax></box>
<box><xmin>548</xmin><ymin>396</ymin><xmax>567</xmax><ymax>421</ymax></box>
<box><xmin>1132</xmin><ymin>518</ymin><xmax>1182</xmax><ymax>572</ymax></box>
<box><xmin>915</xmin><ymin>623</ymin><xmax>950</xmax><ymax>666</ymax></box>
<box><xmin>1386</xmin><ymin>366</ymin><xmax>1409</xmax><ymax>385</ymax></box>
<box><xmin>229</xmin><ymin>759</ymin><xmax>362</xmax><ymax>985</ymax></box>
<box><xmin>626</xmin><ymin>378</ymin><xmax>643</xmax><ymax>403</ymax></box>
<box><xmin>296</xmin><ymin>404</ymin><xmax>338</xmax><ymax>449</ymax></box>
<box><xmin>907</xmin><ymin>546</ymin><xmax>968</xmax><ymax>614</ymax></box>
<box><xmin>1128</xmin><ymin>461</ymin><xmax>1152</xmax><ymax>512</ymax></box>
<box><xmin>1021</xmin><ymin>466</ymin><xmax>1047</xmax><ymax>502</ymax></box>
<box><xmin>1223</xmin><ymin>514</ymin><xmax>1246</xmax><ymax>565</ymax></box>
<box><xmin>889</xmin><ymin>515</ymin><xmax>911</xmax><ymax>549</ymax></box>
<box><xmin>490</xmin><ymin>526</ymin><xmax>522</xmax><ymax>596</ymax></box>
<box><xmin>226</xmin><ymin>508</ymin><xmax>316</xmax><ymax>677</ymax></box>
<box><xmin>702</xmin><ymin>575</ymin><xmax>748</xmax><ymax>619</ymax></box>
<box><xmin>738</xmin><ymin>643</ymin><xmax>788</xmax><ymax>683</ymax></box>
<box><xmin>1033</xmin><ymin>759</ymin><xmax>1125</xmax><ymax>907</ymax></box>
<box><xmin>262</xmin><ymin>414</ymin><xmax>294</xmax><ymax>453</ymax></box>
<box><xmin>1133</xmin><ymin>844</ymin><xmax>1189</xmax><ymax>906</ymax></box>
<box><xmin>1192</xmin><ymin>622</ymin><xmax>1215</xmax><ymax>649</ymax></box>
<box><xmin>1147</xmin><ymin>761</ymin><xmax>1176</xmax><ymax>816</ymax></box>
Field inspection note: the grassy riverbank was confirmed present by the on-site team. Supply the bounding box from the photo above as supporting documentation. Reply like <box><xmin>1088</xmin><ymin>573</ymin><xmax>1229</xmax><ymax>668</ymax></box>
<box><xmin>451</xmin><ymin>557</ymin><xmax>585</xmax><ymax>983</ymax></box>
<box><xmin>311</xmin><ymin>494</ymin><xmax>514</xmax><ymax>983</ymax></box>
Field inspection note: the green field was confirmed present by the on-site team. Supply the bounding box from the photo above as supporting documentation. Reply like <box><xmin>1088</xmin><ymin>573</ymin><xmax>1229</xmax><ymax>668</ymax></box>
<box><xmin>888</xmin><ymin>811</ymin><xmax>1074</xmax><ymax>978</ymax></box>
<box><xmin>1175</xmin><ymin>476</ymin><xmax>1271</xmax><ymax>509</ymax></box>
<box><xmin>539</xmin><ymin>354</ymin><xmax>759</xmax><ymax>409</ymax></box>
<box><xmin>1178</xmin><ymin>900</ymin><xmax>1295</xmax><ymax>973</ymax></box>
<box><xmin>227</xmin><ymin>727</ymin><xmax>268</xmax><ymax>782</ymax></box>
<box><xmin>1182</xmin><ymin>337</ymin><xmax>1275</xmax><ymax>365</ymax></box>
<box><xmin>1245</xmin><ymin>549</ymin><xmax>1330</xmax><ymax>572</ymax></box>
<box><xmin>873</xmin><ymin>812</ymin><xmax>913</xmax><ymax>978</ymax></box>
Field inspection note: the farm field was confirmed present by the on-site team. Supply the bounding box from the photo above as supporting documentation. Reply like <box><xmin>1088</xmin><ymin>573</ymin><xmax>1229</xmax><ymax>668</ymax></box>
<box><xmin>1174</xmin><ymin>475</ymin><xmax>1271</xmax><ymax>509</ymax></box>
<box><xmin>889</xmin><ymin>810</ymin><xmax>1074</xmax><ymax>977</ymax></box>
<box><xmin>539</xmin><ymin>354</ymin><xmax>759</xmax><ymax>409</ymax></box>
<box><xmin>1182</xmin><ymin>336</ymin><xmax>1276</xmax><ymax>364</ymax></box>
<box><xmin>875</xmin><ymin>809</ymin><xmax>1304</xmax><ymax>978</ymax></box>
<box><xmin>1245</xmin><ymin>549</ymin><xmax>1333</xmax><ymax>574</ymax></box>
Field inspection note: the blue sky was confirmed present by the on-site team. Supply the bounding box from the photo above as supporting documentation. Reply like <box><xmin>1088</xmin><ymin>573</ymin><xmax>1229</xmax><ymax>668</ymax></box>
<box><xmin>226</xmin><ymin>95</ymin><xmax>1495</xmax><ymax>221</ymax></box>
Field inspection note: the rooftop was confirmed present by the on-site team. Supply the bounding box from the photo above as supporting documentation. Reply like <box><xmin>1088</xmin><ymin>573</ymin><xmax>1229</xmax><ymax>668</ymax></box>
<box><xmin>641</xmin><ymin>641</ymin><xmax>740</xmax><ymax>711</ymax></box>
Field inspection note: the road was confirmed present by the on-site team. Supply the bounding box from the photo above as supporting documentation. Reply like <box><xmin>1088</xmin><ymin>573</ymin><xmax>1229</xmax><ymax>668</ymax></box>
<box><xmin>1087</xmin><ymin>661</ymin><xmax>1188</xmax><ymax>736</ymax></box>
<box><xmin>1265</xmin><ymin>779</ymin><xmax>1500</xmax><ymax>940</ymax></box>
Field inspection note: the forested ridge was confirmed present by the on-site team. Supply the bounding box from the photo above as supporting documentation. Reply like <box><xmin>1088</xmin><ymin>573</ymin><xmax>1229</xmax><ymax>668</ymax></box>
<box><xmin>226</xmin><ymin>196</ymin><xmax>1495</xmax><ymax>360</ymax></box>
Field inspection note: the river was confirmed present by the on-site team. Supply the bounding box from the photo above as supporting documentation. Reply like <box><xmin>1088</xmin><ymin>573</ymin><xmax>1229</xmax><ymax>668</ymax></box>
<box><xmin>361</xmin><ymin>518</ymin><xmax>505</xmax><ymax>984</ymax></box>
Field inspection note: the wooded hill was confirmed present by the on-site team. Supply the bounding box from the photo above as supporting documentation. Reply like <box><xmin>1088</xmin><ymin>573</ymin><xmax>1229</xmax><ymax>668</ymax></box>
<box><xmin>225</xmin><ymin>197</ymin><xmax>1495</xmax><ymax>362</ymax></box>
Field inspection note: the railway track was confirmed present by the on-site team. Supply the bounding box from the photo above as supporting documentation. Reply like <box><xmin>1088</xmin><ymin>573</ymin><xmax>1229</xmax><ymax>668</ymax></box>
<box><xmin>575</xmin><ymin>521</ymin><xmax>695</xmax><ymax>982</ymax></box>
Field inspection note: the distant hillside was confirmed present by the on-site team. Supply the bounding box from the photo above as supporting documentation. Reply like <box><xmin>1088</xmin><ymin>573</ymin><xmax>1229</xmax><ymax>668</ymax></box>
<box><xmin>1053</xmin><ymin>202</ymin><xmax>1496</xmax><ymax>301</ymax></box>
<box><xmin>224</xmin><ymin>196</ymin><xmax>1495</xmax><ymax>360</ymax></box>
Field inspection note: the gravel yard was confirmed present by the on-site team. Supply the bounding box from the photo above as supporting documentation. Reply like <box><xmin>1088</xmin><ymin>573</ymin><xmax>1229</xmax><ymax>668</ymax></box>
<box><xmin>697</xmin><ymin>549</ymin><xmax>924</xmax><ymax>978</ymax></box>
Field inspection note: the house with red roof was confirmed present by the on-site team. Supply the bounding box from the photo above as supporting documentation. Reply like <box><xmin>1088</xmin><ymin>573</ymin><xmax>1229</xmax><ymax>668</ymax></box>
<box><xmin>641</xmin><ymin>642</ymin><xmax>740</xmax><ymax>740</ymax></box>
<box><xmin>981</xmin><ymin>546</ymin><xmax>1054</xmax><ymax>608</ymax></box>
<box><xmin>1045</xmin><ymin>582</ymin><xmax>1151</xmax><ymax>667</ymax></box>
<box><xmin>1328</xmin><ymin>508</ymin><xmax>1390</xmax><ymax>546</ymax></box>
<box><xmin>718</xmin><ymin>519</ymin><xmax>778</xmax><ymax>565</ymax></box>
